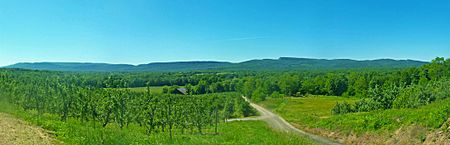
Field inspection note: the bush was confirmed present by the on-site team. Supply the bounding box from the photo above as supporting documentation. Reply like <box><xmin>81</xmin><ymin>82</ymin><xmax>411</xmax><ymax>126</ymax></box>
<box><xmin>393</xmin><ymin>84</ymin><xmax>434</xmax><ymax>109</ymax></box>
<box><xmin>251</xmin><ymin>89</ymin><xmax>267</xmax><ymax>102</ymax></box>
<box><xmin>365</xmin><ymin>84</ymin><xmax>400</xmax><ymax>110</ymax></box>
<box><xmin>331</xmin><ymin>101</ymin><xmax>354</xmax><ymax>115</ymax></box>
<box><xmin>270</xmin><ymin>91</ymin><xmax>283</xmax><ymax>98</ymax></box>
<box><xmin>427</xmin><ymin>78</ymin><xmax>450</xmax><ymax>100</ymax></box>
<box><xmin>353</xmin><ymin>98</ymin><xmax>383</xmax><ymax>112</ymax></box>
<box><xmin>368</xmin><ymin>78</ymin><xmax>449</xmax><ymax>110</ymax></box>
<box><xmin>425</xmin><ymin>104</ymin><xmax>450</xmax><ymax>129</ymax></box>
<box><xmin>294</xmin><ymin>92</ymin><xmax>303</xmax><ymax>97</ymax></box>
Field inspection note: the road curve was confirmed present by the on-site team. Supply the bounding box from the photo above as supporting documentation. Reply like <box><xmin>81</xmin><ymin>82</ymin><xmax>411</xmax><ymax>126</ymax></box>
<box><xmin>231</xmin><ymin>96</ymin><xmax>344</xmax><ymax>145</ymax></box>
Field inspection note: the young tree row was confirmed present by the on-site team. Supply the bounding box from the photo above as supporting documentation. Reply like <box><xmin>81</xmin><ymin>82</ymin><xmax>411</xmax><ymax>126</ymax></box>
<box><xmin>0</xmin><ymin>71</ymin><xmax>255</xmax><ymax>139</ymax></box>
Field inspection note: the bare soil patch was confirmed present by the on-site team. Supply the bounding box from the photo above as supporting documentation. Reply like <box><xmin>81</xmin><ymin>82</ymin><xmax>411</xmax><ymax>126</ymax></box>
<box><xmin>0</xmin><ymin>113</ymin><xmax>56</xmax><ymax>145</ymax></box>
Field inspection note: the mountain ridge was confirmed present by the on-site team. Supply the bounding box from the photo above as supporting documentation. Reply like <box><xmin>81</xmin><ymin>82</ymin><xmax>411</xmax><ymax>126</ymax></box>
<box><xmin>4</xmin><ymin>57</ymin><xmax>428</xmax><ymax>72</ymax></box>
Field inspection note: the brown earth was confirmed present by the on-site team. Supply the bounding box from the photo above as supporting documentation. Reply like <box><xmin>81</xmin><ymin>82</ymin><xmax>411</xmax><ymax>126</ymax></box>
<box><xmin>300</xmin><ymin>123</ymin><xmax>449</xmax><ymax>145</ymax></box>
<box><xmin>0</xmin><ymin>113</ymin><xmax>56</xmax><ymax>145</ymax></box>
<box><xmin>423</xmin><ymin>118</ymin><xmax>450</xmax><ymax>145</ymax></box>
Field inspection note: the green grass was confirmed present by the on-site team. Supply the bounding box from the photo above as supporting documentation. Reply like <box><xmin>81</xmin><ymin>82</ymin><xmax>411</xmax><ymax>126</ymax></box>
<box><xmin>259</xmin><ymin>95</ymin><xmax>358</xmax><ymax>128</ymax></box>
<box><xmin>116</xmin><ymin>86</ymin><xmax>165</xmax><ymax>94</ymax></box>
<box><xmin>317</xmin><ymin>98</ymin><xmax>450</xmax><ymax>134</ymax></box>
<box><xmin>0</xmin><ymin>101</ymin><xmax>317</xmax><ymax>145</ymax></box>
<box><xmin>259</xmin><ymin>95</ymin><xmax>450</xmax><ymax>135</ymax></box>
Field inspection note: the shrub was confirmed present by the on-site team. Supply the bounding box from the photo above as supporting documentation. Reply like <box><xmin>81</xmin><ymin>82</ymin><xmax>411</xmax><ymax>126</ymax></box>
<box><xmin>331</xmin><ymin>101</ymin><xmax>354</xmax><ymax>115</ymax></box>
<box><xmin>353</xmin><ymin>98</ymin><xmax>383</xmax><ymax>112</ymax></box>
<box><xmin>270</xmin><ymin>91</ymin><xmax>283</xmax><ymax>98</ymax></box>
<box><xmin>393</xmin><ymin>84</ymin><xmax>433</xmax><ymax>109</ymax></box>
<box><xmin>251</xmin><ymin>89</ymin><xmax>267</xmax><ymax>102</ymax></box>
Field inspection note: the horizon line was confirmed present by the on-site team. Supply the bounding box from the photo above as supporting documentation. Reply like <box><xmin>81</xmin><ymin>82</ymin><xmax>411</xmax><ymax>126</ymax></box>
<box><xmin>1</xmin><ymin>56</ymin><xmax>434</xmax><ymax>67</ymax></box>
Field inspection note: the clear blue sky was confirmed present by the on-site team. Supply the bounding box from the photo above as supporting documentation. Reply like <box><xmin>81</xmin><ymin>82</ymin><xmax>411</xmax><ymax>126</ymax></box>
<box><xmin>1</xmin><ymin>0</ymin><xmax>449</xmax><ymax>66</ymax></box>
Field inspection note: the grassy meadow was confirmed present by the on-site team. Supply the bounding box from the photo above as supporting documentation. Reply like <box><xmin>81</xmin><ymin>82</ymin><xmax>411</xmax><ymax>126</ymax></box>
<box><xmin>115</xmin><ymin>86</ymin><xmax>165</xmax><ymax>94</ymax></box>
<box><xmin>259</xmin><ymin>95</ymin><xmax>359</xmax><ymax>127</ymax></box>
<box><xmin>258</xmin><ymin>95</ymin><xmax>450</xmax><ymax>143</ymax></box>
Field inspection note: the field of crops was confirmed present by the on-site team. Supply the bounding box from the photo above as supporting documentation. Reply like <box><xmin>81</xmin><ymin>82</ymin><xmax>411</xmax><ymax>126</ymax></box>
<box><xmin>0</xmin><ymin>70</ymin><xmax>319</xmax><ymax>144</ymax></box>
<box><xmin>0</xmin><ymin>101</ymin><xmax>316</xmax><ymax>145</ymax></box>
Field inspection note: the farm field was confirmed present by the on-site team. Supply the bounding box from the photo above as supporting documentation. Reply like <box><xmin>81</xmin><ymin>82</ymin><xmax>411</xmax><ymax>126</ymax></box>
<box><xmin>0</xmin><ymin>101</ymin><xmax>316</xmax><ymax>145</ymax></box>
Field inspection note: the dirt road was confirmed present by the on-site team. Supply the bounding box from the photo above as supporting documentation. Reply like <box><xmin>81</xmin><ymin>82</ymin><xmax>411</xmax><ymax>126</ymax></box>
<box><xmin>229</xmin><ymin>96</ymin><xmax>344</xmax><ymax>145</ymax></box>
<box><xmin>0</xmin><ymin>113</ymin><xmax>56</xmax><ymax>145</ymax></box>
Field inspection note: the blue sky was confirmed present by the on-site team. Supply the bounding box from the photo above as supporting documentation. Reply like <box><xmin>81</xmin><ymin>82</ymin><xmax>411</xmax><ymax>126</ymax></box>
<box><xmin>1</xmin><ymin>0</ymin><xmax>449</xmax><ymax>66</ymax></box>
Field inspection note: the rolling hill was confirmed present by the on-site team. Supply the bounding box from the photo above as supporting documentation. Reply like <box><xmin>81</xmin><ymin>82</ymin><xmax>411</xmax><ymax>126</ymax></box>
<box><xmin>4</xmin><ymin>57</ymin><xmax>427</xmax><ymax>72</ymax></box>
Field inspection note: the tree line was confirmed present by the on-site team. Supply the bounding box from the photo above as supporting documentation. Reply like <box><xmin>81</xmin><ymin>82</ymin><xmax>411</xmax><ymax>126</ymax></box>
<box><xmin>34</xmin><ymin>57</ymin><xmax>446</xmax><ymax>103</ymax></box>
<box><xmin>332</xmin><ymin>57</ymin><xmax>450</xmax><ymax>114</ymax></box>
<box><xmin>230</xmin><ymin>57</ymin><xmax>449</xmax><ymax>102</ymax></box>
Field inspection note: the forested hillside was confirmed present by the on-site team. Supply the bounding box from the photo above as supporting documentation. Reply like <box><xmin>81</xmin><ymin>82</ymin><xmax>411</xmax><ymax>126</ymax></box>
<box><xmin>5</xmin><ymin>57</ymin><xmax>427</xmax><ymax>72</ymax></box>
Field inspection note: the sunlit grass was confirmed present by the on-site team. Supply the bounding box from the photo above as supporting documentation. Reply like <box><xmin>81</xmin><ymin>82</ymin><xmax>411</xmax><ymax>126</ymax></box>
<box><xmin>259</xmin><ymin>95</ymin><xmax>358</xmax><ymax>127</ymax></box>
<box><xmin>115</xmin><ymin>86</ymin><xmax>165</xmax><ymax>94</ymax></box>
<box><xmin>0</xmin><ymin>99</ymin><xmax>317</xmax><ymax>145</ymax></box>
<box><xmin>259</xmin><ymin>95</ymin><xmax>450</xmax><ymax>135</ymax></box>
<box><xmin>318</xmin><ymin>98</ymin><xmax>450</xmax><ymax>134</ymax></box>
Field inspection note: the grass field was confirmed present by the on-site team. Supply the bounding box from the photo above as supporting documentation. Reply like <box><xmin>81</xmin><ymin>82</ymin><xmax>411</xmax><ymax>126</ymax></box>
<box><xmin>318</xmin><ymin>98</ymin><xmax>450</xmax><ymax>133</ymax></box>
<box><xmin>259</xmin><ymin>95</ymin><xmax>359</xmax><ymax>128</ymax></box>
<box><xmin>258</xmin><ymin>95</ymin><xmax>450</xmax><ymax>144</ymax></box>
<box><xmin>115</xmin><ymin>86</ymin><xmax>165</xmax><ymax>94</ymax></box>
<box><xmin>0</xmin><ymin>101</ymin><xmax>317</xmax><ymax>145</ymax></box>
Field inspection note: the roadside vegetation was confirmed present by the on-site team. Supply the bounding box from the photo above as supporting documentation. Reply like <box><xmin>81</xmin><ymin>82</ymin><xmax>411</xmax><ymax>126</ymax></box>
<box><xmin>259</xmin><ymin>96</ymin><xmax>450</xmax><ymax>144</ymax></box>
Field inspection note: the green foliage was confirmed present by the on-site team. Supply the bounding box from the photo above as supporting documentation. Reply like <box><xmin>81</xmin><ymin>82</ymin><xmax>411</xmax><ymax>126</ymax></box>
<box><xmin>259</xmin><ymin>96</ymin><xmax>358</xmax><ymax>126</ymax></box>
<box><xmin>0</xmin><ymin>57</ymin><xmax>448</xmax><ymax>144</ymax></box>
<box><xmin>393</xmin><ymin>78</ymin><xmax>449</xmax><ymax>109</ymax></box>
<box><xmin>251</xmin><ymin>88</ymin><xmax>267</xmax><ymax>102</ymax></box>
<box><xmin>331</xmin><ymin>101</ymin><xmax>353</xmax><ymax>115</ymax></box>
<box><xmin>278</xmin><ymin>74</ymin><xmax>301</xmax><ymax>96</ymax></box>
<box><xmin>194</xmin><ymin>80</ymin><xmax>208</xmax><ymax>94</ymax></box>
<box><xmin>353</xmin><ymin>98</ymin><xmax>383</xmax><ymax>112</ymax></box>
<box><xmin>332</xmin><ymin>57</ymin><xmax>449</xmax><ymax>114</ymax></box>
<box><xmin>319</xmin><ymin>99</ymin><xmax>450</xmax><ymax>133</ymax></box>
<box><xmin>0</xmin><ymin>103</ymin><xmax>315</xmax><ymax>145</ymax></box>
<box><xmin>324</xmin><ymin>73</ymin><xmax>348</xmax><ymax>96</ymax></box>
<box><xmin>162</xmin><ymin>86</ymin><xmax>169</xmax><ymax>93</ymax></box>
<box><xmin>270</xmin><ymin>91</ymin><xmax>283</xmax><ymax>98</ymax></box>
<box><xmin>0</xmin><ymin>70</ymin><xmax>256</xmax><ymax>141</ymax></box>
<box><xmin>260</xmin><ymin>95</ymin><xmax>450</xmax><ymax>135</ymax></box>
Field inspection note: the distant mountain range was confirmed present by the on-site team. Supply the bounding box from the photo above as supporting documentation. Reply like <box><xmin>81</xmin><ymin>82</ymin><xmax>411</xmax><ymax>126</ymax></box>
<box><xmin>4</xmin><ymin>57</ymin><xmax>428</xmax><ymax>72</ymax></box>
